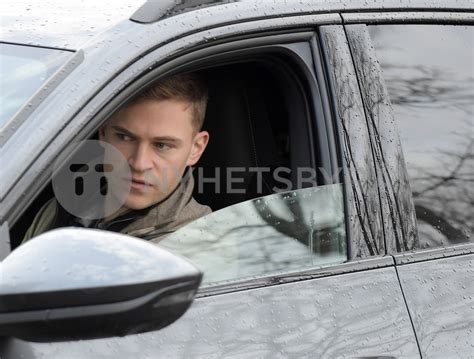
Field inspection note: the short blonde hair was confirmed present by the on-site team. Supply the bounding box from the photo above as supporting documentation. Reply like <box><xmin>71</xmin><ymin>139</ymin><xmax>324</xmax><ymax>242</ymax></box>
<box><xmin>132</xmin><ymin>73</ymin><xmax>208</xmax><ymax>132</ymax></box>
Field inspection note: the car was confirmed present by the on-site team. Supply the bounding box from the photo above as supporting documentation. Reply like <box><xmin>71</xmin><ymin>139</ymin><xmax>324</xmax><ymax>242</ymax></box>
<box><xmin>0</xmin><ymin>0</ymin><xmax>473</xmax><ymax>357</ymax></box>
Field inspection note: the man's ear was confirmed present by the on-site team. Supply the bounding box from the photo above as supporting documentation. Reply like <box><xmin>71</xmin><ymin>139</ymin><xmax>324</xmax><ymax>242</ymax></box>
<box><xmin>187</xmin><ymin>131</ymin><xmax>209</xmax><ymax>166</ymax></box>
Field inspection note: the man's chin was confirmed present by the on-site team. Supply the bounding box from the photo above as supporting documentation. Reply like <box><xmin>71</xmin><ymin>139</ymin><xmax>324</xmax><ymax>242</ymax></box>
<box><xmin>123</xmin><ymin>196</ymin><xmax>163</xmax><ymax>211</ymax></box>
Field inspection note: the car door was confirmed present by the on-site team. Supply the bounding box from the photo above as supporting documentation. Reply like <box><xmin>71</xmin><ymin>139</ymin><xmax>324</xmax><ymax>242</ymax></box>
<box><xmin>344</xmin><ymin>10</ymin><xmax>474</xmax><ymax>358</ymax></box>
<box><xmin>1</xmin><ymin>8</ymin><xmax>419</xmax><ymax>359</ymax></box>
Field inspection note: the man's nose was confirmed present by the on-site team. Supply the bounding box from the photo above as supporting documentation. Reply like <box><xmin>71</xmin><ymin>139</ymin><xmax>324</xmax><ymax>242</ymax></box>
<box><xmin>128</xmin><ymin>143</ymin><xmax>153</xmax><ymax>172</ymax></box>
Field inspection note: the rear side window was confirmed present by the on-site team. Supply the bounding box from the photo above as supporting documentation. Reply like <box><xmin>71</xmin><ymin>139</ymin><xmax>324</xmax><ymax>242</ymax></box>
<box><xmin>368</xmin><ymin>25</ymin><xmax>473</xmax><ymax>248</ymax></box>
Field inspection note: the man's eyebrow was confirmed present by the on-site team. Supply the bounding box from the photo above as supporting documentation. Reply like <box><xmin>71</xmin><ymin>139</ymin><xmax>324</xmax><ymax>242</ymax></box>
<box><xmin>111</xmin><ymin>125</ymin><xmax>136</xmax><ymax>137</ymax></box>
<box><xmin>152</xmin><ymin>136</ymin><xmax>182</xmax><ymax>145</ymax></box>
<box><xmin>111</xmin><ymin>125</ymin><xmax>182</xmax><ymax>144</ymax></box>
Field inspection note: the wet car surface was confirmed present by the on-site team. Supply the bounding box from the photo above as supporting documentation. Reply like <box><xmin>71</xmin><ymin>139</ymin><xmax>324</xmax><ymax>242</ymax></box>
<box><xmin>0</xmin><ymin>1</ymin><xmax>472</xmax><ymax>357</ymax></box>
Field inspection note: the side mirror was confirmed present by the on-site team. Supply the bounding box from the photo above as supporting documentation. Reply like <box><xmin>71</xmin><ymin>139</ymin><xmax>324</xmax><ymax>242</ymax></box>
<box><xmin>0</xmin><ymin>228</ymin><xmax>202</xmax><ymax>342</ymax></box>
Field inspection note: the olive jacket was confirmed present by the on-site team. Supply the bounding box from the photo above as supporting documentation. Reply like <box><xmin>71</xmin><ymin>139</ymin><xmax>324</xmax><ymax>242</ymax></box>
<box><xmin>22</xmin><ymin>173</ymin><xmax>211</xmax><ymax>243</ymax></box>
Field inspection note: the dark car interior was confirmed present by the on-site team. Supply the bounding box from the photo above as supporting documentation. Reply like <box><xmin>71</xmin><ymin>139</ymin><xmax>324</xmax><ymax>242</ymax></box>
<box><xmin>10</xmin><ymin>58</ymin><xmax>317</xmax><ymax>249</ymax></box>
<box><xmin>193</xmin><ymin>61</ymin><xmax>315</xmax><ymax>210</ymax></box>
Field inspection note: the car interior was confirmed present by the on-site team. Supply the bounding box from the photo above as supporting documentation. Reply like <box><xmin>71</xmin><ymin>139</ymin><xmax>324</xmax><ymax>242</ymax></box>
<box><xmin>193</xmin><ymin>61</ymin><xmax>315</xmax><ymax>210</ymax></box>
<box><xmin>10</xmin><ymin>57</ymin><xmax>317</xmax><ymax>249</ymax></box>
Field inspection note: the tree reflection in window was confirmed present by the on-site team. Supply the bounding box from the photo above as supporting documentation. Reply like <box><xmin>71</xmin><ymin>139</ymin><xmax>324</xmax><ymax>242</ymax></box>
<box><xmin>369</xmin><ymin>25</ymin><xmax>473</xmax><ymax>248</ymax></box>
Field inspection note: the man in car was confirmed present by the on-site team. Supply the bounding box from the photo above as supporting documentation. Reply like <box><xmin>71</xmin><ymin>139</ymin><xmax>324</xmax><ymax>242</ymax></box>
<box><xmin>23</xmin><ymin>72</ymin><xmax>211</xmax><ymax>242</ymax></box>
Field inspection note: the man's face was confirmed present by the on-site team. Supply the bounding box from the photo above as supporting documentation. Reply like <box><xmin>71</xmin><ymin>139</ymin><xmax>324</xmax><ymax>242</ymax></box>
<box><xmin>99</xmin><ymin>98</ymin><xmax>209</xmax><ymax>211</ymax></box>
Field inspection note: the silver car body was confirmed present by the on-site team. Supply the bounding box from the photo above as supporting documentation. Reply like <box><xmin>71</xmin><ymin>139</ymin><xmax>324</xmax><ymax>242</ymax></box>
<box><xmin>0</xmin><ymin>1</ymin><xmax>472</xmax><ymax>357</ymax></box>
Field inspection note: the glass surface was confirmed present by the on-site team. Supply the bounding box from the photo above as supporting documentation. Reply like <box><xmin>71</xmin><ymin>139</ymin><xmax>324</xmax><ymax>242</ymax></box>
<box><xmin>0</xmin><ymin>43</ymin><xmax>71</xmax><ymax>128</ymax></box>
<box><xmin>369</xmin><ymin>25</ymin><xmax>473</xmax><ymax>248</ymax></box>
<box><xmin>158</xmin><ymin>184</ymin><xmax>347</xmax><ymax>285</ymax></box>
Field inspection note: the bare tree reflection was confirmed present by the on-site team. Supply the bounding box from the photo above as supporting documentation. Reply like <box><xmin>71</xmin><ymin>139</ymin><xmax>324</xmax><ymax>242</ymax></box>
<box><xmin>381</xmin><ymin>66</ymin><xmax>473</xmax><ymax>246</ymax></box>
<box><xmin>383</xmin><ymin>65</ymin><xmax>473</xmax><ymax>115</ymax></box>
<box><xmin>410</xmin><ymin>132</ymin><xmax>473</xmax><ymax>245</ymax></box>
<box><xmin>324</xmin><ymin>30</ymin><xmax>385</xmax><ymax>257</ymax></box>
<box><xmin>252</xmin><ymin>193</ymin><xmax>345</xmax><ymax>256</ymax></box>
<box><xmin>369</xmin><ymin>25</ymin><xmax>473</xmax><ymax>247</ymax></box>
<box><xmin>347</xmin><ymin>26</ymin><xmax>416</xmax><ymax>253</ymax></box>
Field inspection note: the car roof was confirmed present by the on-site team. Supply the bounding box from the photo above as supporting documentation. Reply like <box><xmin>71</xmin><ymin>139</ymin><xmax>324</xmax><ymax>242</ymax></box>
<box><xmin>0</xmin><ymin>0</ymin><xmax>472</xmax><ymax>50</ymax></box>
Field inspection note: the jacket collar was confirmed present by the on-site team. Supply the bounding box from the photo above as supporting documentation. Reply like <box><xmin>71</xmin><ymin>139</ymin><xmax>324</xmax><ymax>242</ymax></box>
<box><xmin>102</xmin><ymin>168</ymin><xmax>196</xmax><ymax>234</ymax></box>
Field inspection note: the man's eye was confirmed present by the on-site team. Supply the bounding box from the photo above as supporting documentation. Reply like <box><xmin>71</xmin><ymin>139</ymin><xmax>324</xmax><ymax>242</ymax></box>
<box><xmin>155</xmin><ymin>142</ymin><xmax>171</xmax><ymax>151</ymax></box>
<box><xmin>116</xmin><ymin>133</ymin><xmax>133</xmax><ymax>141</ymax></box>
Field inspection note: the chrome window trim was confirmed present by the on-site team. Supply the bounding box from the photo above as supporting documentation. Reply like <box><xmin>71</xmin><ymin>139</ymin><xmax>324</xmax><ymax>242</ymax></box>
<box><xmin>198</xmin><ymin>255</ymin><xmax>393</xmax><ymax>297</ymax></box>
<box><xmin>394</xmin><ymin>243</ymin><xmax>474</xmax><ymax>265</ymax></box>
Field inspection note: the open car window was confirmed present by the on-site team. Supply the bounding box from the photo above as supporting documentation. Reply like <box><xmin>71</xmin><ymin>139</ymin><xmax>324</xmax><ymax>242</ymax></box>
<box><xmin>10</xmin><ymin>37</ymin><xmax>350</xmax><ymax>282</ymax></box>
<box><xmin>158</xmin><ymin>184</ymin><xmax>347</xmax><ymax>285</ymax></box>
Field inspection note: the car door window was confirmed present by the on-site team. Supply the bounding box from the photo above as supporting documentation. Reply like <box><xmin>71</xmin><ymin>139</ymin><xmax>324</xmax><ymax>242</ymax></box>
<box><xmin>368</xmin><ymin>25</ymin><xmax>473</xmax><ymax>249</ymax></box>
<box><xmin>159</xmin><ymin>184</ymin><xmax>346</xmax><ymax>284</ymax></box>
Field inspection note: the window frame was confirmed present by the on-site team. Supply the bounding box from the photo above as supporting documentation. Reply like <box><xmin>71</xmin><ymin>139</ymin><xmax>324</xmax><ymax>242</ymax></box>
<box><xmin>88</xmin><ymin>29</ymin><xmax>361</xmax><ymax>292</ymax></box>
<box><xmin>320</xmin><ymin>25</ymin><xmax>387</xmax><ymax>259</ymax></box>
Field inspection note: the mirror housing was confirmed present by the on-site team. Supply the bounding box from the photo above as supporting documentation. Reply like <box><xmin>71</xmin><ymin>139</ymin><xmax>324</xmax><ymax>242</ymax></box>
<box><xmin>0</xmin><ymin>228</ymin><xmax>201</xmax><ymax>342</ymax></box>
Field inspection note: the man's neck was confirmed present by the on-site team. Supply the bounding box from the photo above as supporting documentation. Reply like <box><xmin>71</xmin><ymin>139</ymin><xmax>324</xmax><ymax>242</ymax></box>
<box><xmin>101</xmin><ymin>191</ymin><xmax>133</xmax><ymax>223</ymax></box>
<box><xmin>102</xmin><ymin>205</ymin><xmax>130</xmax><ymax>223</ymax></box>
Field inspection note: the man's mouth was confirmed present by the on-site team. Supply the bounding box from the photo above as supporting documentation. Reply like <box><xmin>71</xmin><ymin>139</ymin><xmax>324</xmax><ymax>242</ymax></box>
<box><xmin>124</xmin><ymin>177</ymin><xmax>154</xmax><ymax>191</ymax></box>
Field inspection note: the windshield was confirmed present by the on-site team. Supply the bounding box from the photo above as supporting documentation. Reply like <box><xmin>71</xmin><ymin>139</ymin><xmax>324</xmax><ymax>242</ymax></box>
<box><xmin>0</xmin><ymin>43</ymin><xmax>72</xmax><ymax>128</ymax></box>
